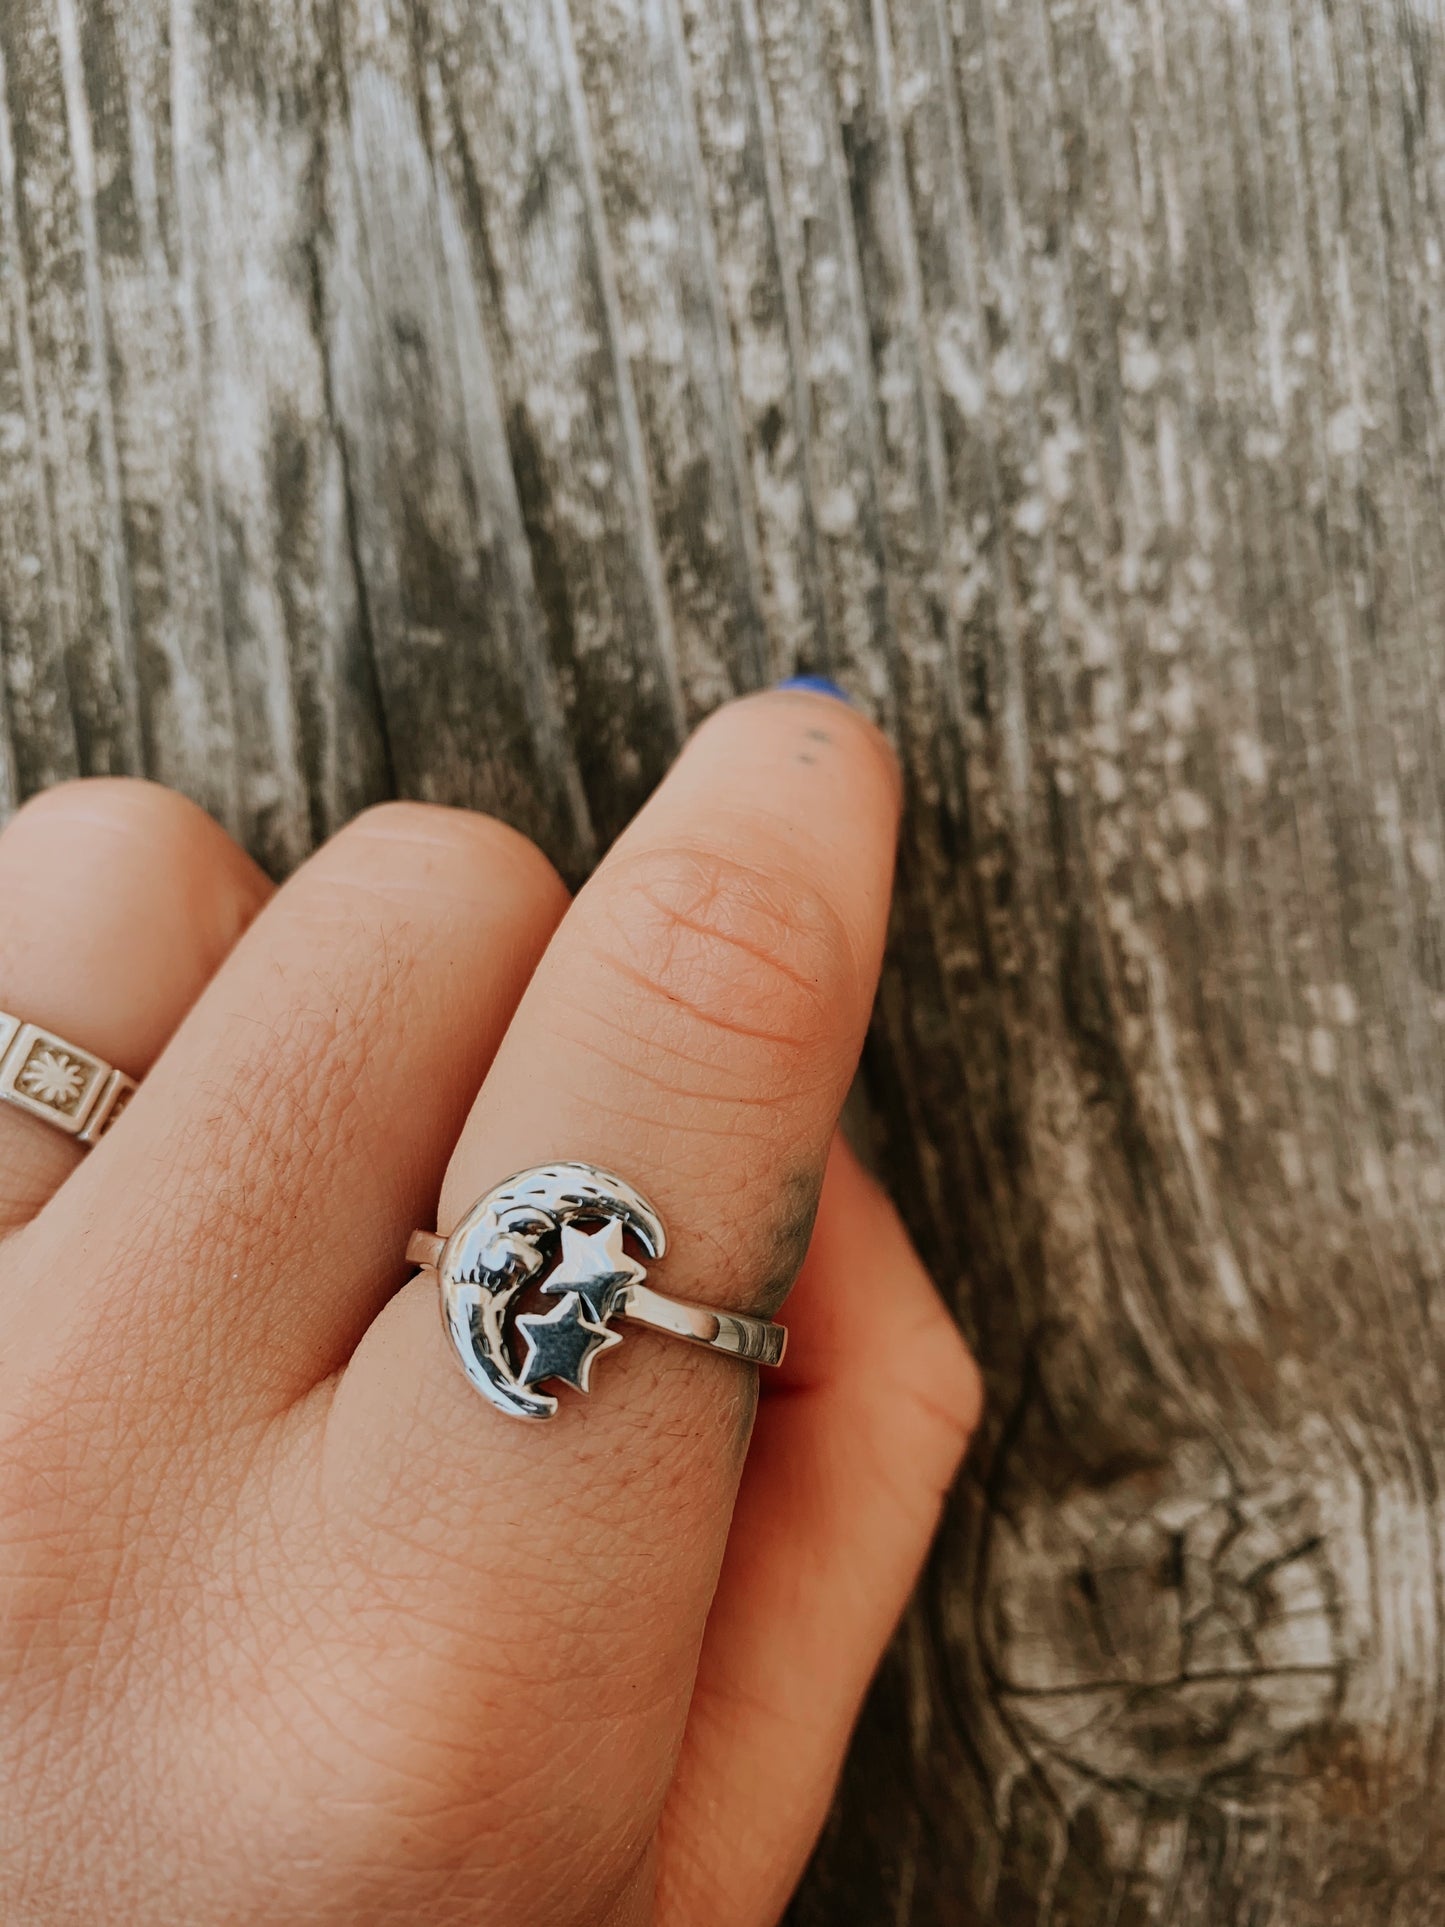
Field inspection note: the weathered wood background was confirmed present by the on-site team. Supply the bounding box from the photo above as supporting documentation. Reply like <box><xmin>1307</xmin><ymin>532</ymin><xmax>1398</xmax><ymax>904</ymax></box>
<box><xmin>4</xmin><ymin>0</ymin><xmax>1445</xmax><ymax>1918</ymax></box>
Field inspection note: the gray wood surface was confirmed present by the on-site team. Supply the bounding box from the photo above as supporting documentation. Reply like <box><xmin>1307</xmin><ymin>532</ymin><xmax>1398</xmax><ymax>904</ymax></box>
<box><xmin>4</xmin><ymin>0</ymin><xmax>1445</xmax><ymax>1918</ymax></box>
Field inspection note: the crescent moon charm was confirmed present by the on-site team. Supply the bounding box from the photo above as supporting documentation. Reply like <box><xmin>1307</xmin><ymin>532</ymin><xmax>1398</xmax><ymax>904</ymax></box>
<box><xmin>436</xmin><ymin>1162</ymin><xmax>667</xmax><ymax>1423</ymax></box>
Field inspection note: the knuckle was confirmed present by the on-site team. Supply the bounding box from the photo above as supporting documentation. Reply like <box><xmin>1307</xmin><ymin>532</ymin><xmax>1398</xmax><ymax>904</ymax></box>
<box><xmin>12</xmin><ymin>774</ymin><xmax>166</xmax><ymax>829</ymax></box>
<box><xmin>584</xmin><ymin>842</ymin><xmax>861</xmax><ymax>1079</ymax></box>
<box><xmin>326</xmin><ymin>802</ymin><xmax>567</xmax><ymax>914</ymax></box>
<box><xmin>0</xmin><ymin>783</ymin><xmax>267</xmax><ymax>983</ymax></box>
<box><xmin>14</xmin><ymin>778</ymin><xmax>256</xmax><ymax>885</ymax></box>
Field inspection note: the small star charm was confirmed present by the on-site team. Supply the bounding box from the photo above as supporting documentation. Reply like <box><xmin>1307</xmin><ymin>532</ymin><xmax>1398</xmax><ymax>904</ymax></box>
<box><xmin>542</xmin><ymin>1219</ymin><xmax>645</xmax><ymax>1323</ymax></box>
<box><xmin>515</xmin><ymin>1290</ymin><xmax>623</xmax><ymax>1394</ymax></box>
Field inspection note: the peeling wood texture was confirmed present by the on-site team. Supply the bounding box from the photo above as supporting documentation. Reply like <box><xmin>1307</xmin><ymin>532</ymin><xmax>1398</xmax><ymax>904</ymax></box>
<box><xmin>4</xmin><ymin>0</ymin><xmax>1445</xmax><ymax>1919</ymax></box>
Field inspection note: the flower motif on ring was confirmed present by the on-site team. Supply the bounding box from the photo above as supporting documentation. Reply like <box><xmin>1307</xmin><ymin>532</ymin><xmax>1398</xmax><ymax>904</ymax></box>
<box><xmin>19</xmin><ymin>1045</ymin><xmax>90</xmax><ymax>1115</ymax></box>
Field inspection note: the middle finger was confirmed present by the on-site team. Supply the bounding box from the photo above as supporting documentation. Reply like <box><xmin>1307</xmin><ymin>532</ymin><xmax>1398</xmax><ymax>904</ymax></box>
<box><xmin>14</xmin><ymin>803</ymin><xmax>569</xmax><ymax>1413</ymax></box>
<box><xmin>330</xmin><ymin>689</ymin><xmax>900</xmax><ymax>1880</ymax></box>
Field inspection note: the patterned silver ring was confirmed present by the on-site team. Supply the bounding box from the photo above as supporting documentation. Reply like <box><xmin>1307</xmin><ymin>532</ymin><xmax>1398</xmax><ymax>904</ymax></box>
<box><xmin>0</xmin><ymin>1010</ymin><xmax>136</xmax><ymax>1145</ymax></box>
<box><xmin>407</xmin><ymin>1161</ymin><xmax>787</xmax><ymax>1422</ymax></box>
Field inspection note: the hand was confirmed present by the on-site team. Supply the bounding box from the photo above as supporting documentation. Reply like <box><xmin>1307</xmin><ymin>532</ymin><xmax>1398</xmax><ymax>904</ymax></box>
<box><xmin>0</xmin><ymin>690</ymin><xmax>979</xmax><ymax>1926</ymax></box>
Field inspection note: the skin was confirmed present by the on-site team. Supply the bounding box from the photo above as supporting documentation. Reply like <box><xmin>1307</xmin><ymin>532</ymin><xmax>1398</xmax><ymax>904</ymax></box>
<box><xmin>0</xmin><ymin>690</ymin><xmax>981</xmax><ymax>1926</ymax></box>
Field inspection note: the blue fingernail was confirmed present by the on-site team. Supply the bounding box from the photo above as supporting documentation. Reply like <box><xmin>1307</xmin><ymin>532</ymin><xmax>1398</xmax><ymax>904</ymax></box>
<box><xmin>776</xmin><ymin>674</ymin><xmax>852</xmax><ymax>704</ymax></box>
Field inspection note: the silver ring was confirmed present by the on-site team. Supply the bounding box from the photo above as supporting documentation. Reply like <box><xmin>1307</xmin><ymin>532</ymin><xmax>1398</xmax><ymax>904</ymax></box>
<box><xmin>0</xmin><ymin>1010</ymin><xmax>136</xmax><ymax>1145</ymax></box>
<box><xmin>407</xmin><ymin>1162</ymin><xmax>787</xmax><ymax>1422</ymax></box>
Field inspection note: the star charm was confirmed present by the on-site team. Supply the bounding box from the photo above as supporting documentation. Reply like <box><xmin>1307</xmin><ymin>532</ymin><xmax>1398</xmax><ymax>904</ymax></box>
<box><xmin>515</xmin><ymin>1291</ymin><xmax>623</xmax><ymax>1394</ymax></box>
<box><xmin>542</xmin><ymin>1220</ymin><xmax>646</xmax><ymax>1324</ymax></box>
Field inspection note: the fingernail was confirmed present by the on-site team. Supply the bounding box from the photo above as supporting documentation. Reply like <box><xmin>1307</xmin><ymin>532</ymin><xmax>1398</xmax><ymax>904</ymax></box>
<box><xmin>775</xmin><ymin>674</ymin><xmax>852</xmax><ymax>704</ymax></box>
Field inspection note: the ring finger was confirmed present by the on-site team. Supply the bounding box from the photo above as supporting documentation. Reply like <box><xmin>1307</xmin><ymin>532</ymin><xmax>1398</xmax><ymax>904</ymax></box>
<box><xmin>0</xmin><ymin>780</ymin><xmax>269</xmax><ymax>1232</ymax></box>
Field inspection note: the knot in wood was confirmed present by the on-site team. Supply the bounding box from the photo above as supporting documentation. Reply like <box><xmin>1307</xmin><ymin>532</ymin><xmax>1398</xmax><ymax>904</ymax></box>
<box><xmin>982</xmin><ymin>1452</ymin><xmax>1346</xmax><ymax>1801</ymax></box>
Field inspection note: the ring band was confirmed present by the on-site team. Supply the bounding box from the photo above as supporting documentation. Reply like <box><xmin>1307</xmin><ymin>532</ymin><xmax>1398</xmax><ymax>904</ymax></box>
<box><xmin>0</xmin><ymin>1010</ymin><xmax>136</xmax><ymax>1145</ymax></box>
<box><xmin>409</xmin><ymin>1162</ymin><xmax>787</xmax><ymax>1422</ymax></box>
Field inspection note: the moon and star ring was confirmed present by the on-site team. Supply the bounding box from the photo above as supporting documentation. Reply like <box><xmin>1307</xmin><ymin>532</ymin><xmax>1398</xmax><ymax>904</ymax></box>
<box><xmin>406</xmin><ymin>1163</ymin><xmax>788</xmax><ymax>1422</ymax></box>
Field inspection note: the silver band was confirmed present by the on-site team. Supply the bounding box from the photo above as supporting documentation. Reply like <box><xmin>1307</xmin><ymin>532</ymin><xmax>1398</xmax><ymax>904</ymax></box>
<box><xmin>409</xmin><ymin>1162</ymin><xmax>788</xmax><ymax>1422</ymax></box>
<box><xmin>407</xmin><ymin>1228</ymin><xmax>787</xmax><ymax>1368</ymax></box>
<box><xmin>0</xmin><ymin>1010</ymin><xmax>136</xmax><ymax>1145</ymax></box>
<box><xmin>616</xmin><ymin>1282</ymin><xmax>788</xmax><ymax>1367</ymax></box>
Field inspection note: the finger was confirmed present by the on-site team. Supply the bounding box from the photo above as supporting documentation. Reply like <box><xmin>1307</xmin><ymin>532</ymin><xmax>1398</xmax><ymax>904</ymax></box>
<box><xmin>16</xmin><ymin>803</ymin><xmax>569</xmax><ymax>1412</ymax></box>
<box><xmin>331</xmin><ymin>689</ymin><xmax>900</xmax><ymax>1887</ymax></box>
<box><xmin>0</xmin><ymin>780</ymin><xmax>269</xmax><ymax>1234</ymax></box>
<box><xmin>656</xmin><ymin>1135</ymin><xmax>981</xmax><ymax>1927</ymax></box>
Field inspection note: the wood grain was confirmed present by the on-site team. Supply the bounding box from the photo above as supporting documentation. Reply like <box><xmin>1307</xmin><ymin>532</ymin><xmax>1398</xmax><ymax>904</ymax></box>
<box><xmin>4</xmin><ymin>0</ymin><xmax>1445</xmax><ymax>1917</ymax></box>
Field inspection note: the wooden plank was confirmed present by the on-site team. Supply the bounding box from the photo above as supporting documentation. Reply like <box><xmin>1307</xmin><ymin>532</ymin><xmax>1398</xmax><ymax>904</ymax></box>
<box><xmin>5</xmin><ymin>0</ymin><xmax>1445</xmax><ymax>1917</ymax></box>
<box><xmin>568</xmin><ymin>0</ymin><xmax>771</xmax><ymax>711</ymax></box>
<box><xmin>0</xmin><ymin>4</ymin><xmax>131</xmax><ymax>794</ymax></box>
<box><xmin>416</xmin><ymin>0</ymin><xmax>689</xmax><ymax>845</ymax></box>
<box><xmin>0</xmin><ymin>34</ymin><xmax>76</xmax><ymax>803</ymax></box>
<box><xmin>320</xmin><ymin>0</ymin><xmax>594</xmax><ymax>866</ymax></box>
